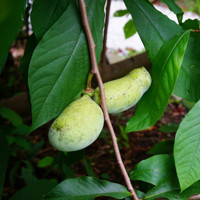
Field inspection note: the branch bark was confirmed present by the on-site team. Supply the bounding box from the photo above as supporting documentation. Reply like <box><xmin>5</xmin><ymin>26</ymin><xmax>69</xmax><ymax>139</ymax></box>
<box><xmin>78</xmin><ymin>0</ymin><xmax>139</xmax><ymax>199</ymax></box>
<box><xmin>100</xmin><ymin>0</ymin><xmax>111</xmax><ymax>66</ymax></box>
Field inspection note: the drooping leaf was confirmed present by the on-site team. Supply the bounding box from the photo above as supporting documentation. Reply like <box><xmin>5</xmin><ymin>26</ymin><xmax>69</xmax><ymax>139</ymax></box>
<box><xmin>144</xmin><ymin>170</ymin><xmax>180</xmax><ymax>200</ymax></box>
<box><xmin>160</xmin><ymin>0</ymin><xmax>183</xmax><ymax>24</ymax></box>
<box><xmin>37</xmin><ymin>156</ymin><xmax>54</xmax><ymax>168</ymax></box>
<box><xmin>148</xmin><ymin>140</ymin><xmax>174</xmax><ymax>155</ymax></box>
<box><xmin>114</xmin><ymin>9</ymin><xmax>129</xmax><ymax>17</ymax></box>
<box><xmin>14</xmin><ymin>137</ymin><xmax>31</xmax><ymax>150</ymax></box>
<box><xmin>28</xmin><ymin>0</ymin><xmax>105</xmax><ymax>132</ymax></box>
<box><xmin>0</xmin><ymin>131</ymin><xmax>9</xmax><ymax>199</ymax></box>
<box><xmin>159</xmin><ymin>123</ymin><xmax>179</xmax><ymax>133</ymax></box>
<box><xmin>126</xmin><ymin>30</ymin><xmax>190</xmax><ymax>132</ymax></box>
<box><xmin>20</xmin><ymin>34</ymin><xmax>38</xmax><ymax>90</ymax></box>
<box><xmin>21</xmin><ymin>167</ymin><xmax>37</xmax><ymax>185</ymax></box>
<box><xmin>145</xmin><ymin>174</ymin><xmax>200</xmax><ymax>200</ymax></box>
<box><xmin>0</xmin><ymin>0</ymin><xmax>26</xmax><ymax>73</ymax></box>
<box><xmin>123</xmin><ymin>20</ymin><xmax>137</xmax><ymax>39</ymax></box>
<box><xmin>0</xmin><ymin>107</ymin><xmax>23</xmax><ymax>127</ymax></box>
<box><xmin>174</xmin><ymin>32</ymin><xmax>200</xmax><ymax>102</ymax></box>
<box><xmin>174</xmin><ymin>100</ymin><xmax>200</xmax><ymax>191</ymax></box>
<box><xmin>130</xmin><ymin>155</ymin><xmax>174</xmax><ymax>186</ymax></box>
<box><xmin>42</xmin><ymin>176</ymin><xmax>131</xmax><ymax>200</ymax></box>
<box><xmin>31</xmin><ymin>0</ymin><xmax>71</xmax><ymax>40</ymax></box>
<box><xmin>181</xmin><ymin>19</ymin><xmax>200</xmax><ymax>30</ymax></box>
<box><xmin>124</xmin><ymin>0</ymin><xmax>182</xmax><ymax>61</ymax></box>
<box><xmin>9</xmin><ymin>179</ymin><xmax>57</xmax><ymax>200</ymax></box>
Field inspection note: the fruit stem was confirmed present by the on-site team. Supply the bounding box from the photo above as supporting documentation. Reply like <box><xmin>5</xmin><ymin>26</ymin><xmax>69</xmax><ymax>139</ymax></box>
<box><xmin>78</xmin><ymin>1</ymin><xmax>139</xmax><ymax>200</ymax></box>
<box><xmin>86</xmin><ymin>71</ymin><xmax>94</xmax><ymax>90</ymax></box>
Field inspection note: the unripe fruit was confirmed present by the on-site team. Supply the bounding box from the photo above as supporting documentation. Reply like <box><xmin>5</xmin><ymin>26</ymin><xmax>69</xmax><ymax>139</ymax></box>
<box><xmin>94</xmin><ymin>67</ymin><xmax>151</xmax><ymax>113</ymax></box>
<box><xmin>48</xmin><ymin>95</ymin><xmax>104</xmax><ymax>152</ymax></box>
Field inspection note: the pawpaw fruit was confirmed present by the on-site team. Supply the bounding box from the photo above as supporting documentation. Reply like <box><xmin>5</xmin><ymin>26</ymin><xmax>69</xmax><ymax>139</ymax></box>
<box><xmin>94</xmin><ymin>67</ymin><xmax>151</xmax><ymax>113</ymax></box>
<box><xmin>48</xmin><ymin>95</ymin><xmax>104</xmax><ymax>152</ymax></box>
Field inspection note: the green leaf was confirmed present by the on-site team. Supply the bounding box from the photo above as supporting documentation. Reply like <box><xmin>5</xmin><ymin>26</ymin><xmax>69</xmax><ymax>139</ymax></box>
<box><xmin>28</xmin><ymin>0</ymin><xmax>105</xmax><ymax>132</ymax></box>
<box><xmin>160</xmin><ymin>0</ymin><xmax>183</xmax><ymax>24</ymax></box>
<box><xmin>9</xmin><ymin>179</ymin><xmax>57</xmax><ymax>200</ymax></box>
<box><xmin>174</xmin><ymin>100</ymin><xmax>200</xmax><ymax>191</ymax></box>
<box><xmin>144</xmin><ymin>170</ymin><xmax>180</xmax><ymax>200</ymax></box>
<box><xmin>123</xmin><ymin>20</ymin><xmax>137</xmax><ymax>39</ymax></box>
<box><xmin>0</xmin><ymin>107</ymin><xmax>22</xmax><ymax>127</ymax></box>
<box><xmin>0</xmin><ymin>131</ymin><xmax>9</xmax><ymax>199</ymax></box>
<box><xmin>181</xmin><ymin>19</ymin><xmax>200</xmax><ymax>30</ymax></box>
<box><xmin>114</xmin><ymin>9</ymin><xmax>129</xmax><ymax>17</ymax></box>
<box><xmin>0</xmin><ymin>0</ymin><xmax>26</xmax><ymax>72</ymax></box>
<box><xmin>148</xmin><ymin>140</ymin><xmax>174</xmax><ymax>155</ymax></box>
<box><xmin>159</xmin><ymin>123</ymin><xmax>179</xmax><ymax>133</ymax></box>
<box><xmin>20</xmin><ymin>34</ymin><xmax>38</xmax><ymax>90</ymax></box>
<box><xmin>145</xmin><ymin>175</ymin><xmax>200</xmax><ymax>200</ymax></box>
<box><xmin>31</xmin><ymin>0</ymin><xmax>71</xmax><ymax>40</ymax></box>
<box><xmin>83</xmin><ymin>158</ymin><xmax>95</xmax><ymax>177</ymax></box>
<box><xmin>15</xmin><ymin>137</ymin><xmax>31</xmax><ymax>150</ymax></box>
<box><xmin>124</xmin><ymin>0</ymin><xmax>182</xmax><ymax>61</ymax></box>
<box><xmin>12</xmin><ymin>124</ymin><xmax>30</xmax><ymax>136</ymax></box>
<box><xmin>9</xmin><ymin>162</ymin><xmax>20</xmax><ymax>187</ymax></box>
<box><xmin>125</xmin><ymin>189</ymin><xmax>145</xmax><ymax>199</ymax></box>
<box><xmin>37</xmin><ymin>156</ymin><xmax>54</xmax><ymax>168</ymax></box>
<box><xmin>21</xmin><ymin>167</ymin><xmax>37</xmax><ymax>185</ymax></box>
<box><xmin>130</xmin><ymin>155</ymin><xmax>174</xmax><ymax>186</ymax></box>
<box><xmin>174</xmin><ymin>32</ymin><xmax>200</xmax><ymax>102</ymax></box>
<box><xmin>126</xmin><ymin>30</ymin><xmax>190</xmax><ymax>132</ymax></box>
<box><xmin>42</xmin><ymin>177</ymin><xmax>131</xmax><ymax>200</ymax></box>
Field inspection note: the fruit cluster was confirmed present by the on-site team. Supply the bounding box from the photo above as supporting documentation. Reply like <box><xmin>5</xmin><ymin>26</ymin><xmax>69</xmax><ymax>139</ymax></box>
<box><xmin>48</xmin><ymin>67</ymin><xmax>151</xmax><ymax>152</ymax></box>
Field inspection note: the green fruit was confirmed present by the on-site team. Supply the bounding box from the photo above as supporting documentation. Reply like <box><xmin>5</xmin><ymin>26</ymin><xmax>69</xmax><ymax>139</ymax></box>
<box><xmin>94</xmin><ymin>67</ymin><xmax>151</xmax><ymax>113</ymax></box>
<box><xmin>48</xmin><ymin>95</ymin><xmax>104</xmax><ymax>152</ymax></box>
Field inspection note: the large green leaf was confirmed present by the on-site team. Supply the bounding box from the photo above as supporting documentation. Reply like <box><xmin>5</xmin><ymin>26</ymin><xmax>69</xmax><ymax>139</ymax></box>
<box><xmin>130</xmin><ymin>155</ymin><xmax>174</xmax><ymax>186</ymax></box>
<box><xmin>31</xmin><ymin>0</ymin><xmax>71</xmax><ymax>40</ymax></box>
<box><xmin>160</xmin><ymin>0</ymin><xmax>183</xmax><ymax>24</ymax></box>
<box><xmin>130</xmin><ymin>153</ymin><xmax>200</xmax><ymax>200</ymax></box>
<box><xmin>0</xmin><ymin>131</ymin><xmax>9</xmax><ymax>200</ymax></box>
<box><xmin>42</xmin><ymin>177</ymin><xmax>131</xmax><ymax>200</ymax></box>
<box><xmin>123</xmin><ymin>0</ymin><xmax>182</xmax><ymax>61</ymax></box>
<box><xmin>145</xmin><ymin>175</ymin><xmax>200</xmax><ymax>200</ymax></box>
<box><xmin>174</xmin><ymin>32</ymin><xmax>200</xmax><ymax>102</ymax></box>
<box><xmin>9</xmin><ymin>180</ymin><xmax>57</xmax><ymax>200</ymax></box>
<box><xmin>174</xmin><ymin>100</ymin><xmax>200</xmax><ymax>191</ymax></box>
<box><xmin>28</xmin><ymin>0</ymin><xmax>105</xmax><ymax>131</ymax></box>
<box><xmin>126</xmin><ymin>30</ymin><xmax>190</xmax><ymax>132</ymax></box>
<box><xmin>0</xmin><ymin>0</ymin><xmax>26</xmax><ymax>73</ymax></box>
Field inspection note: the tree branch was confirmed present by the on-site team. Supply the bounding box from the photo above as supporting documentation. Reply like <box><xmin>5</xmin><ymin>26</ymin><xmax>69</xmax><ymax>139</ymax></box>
<box><xmin>78</xmin><ymin>1</ymin><xmax>139</xmax><ymax>199</ymax></box>
<box><xmin>100</xmin><ymin>0</ymin><xmax>111</xmax><ymax>66</ymax></box>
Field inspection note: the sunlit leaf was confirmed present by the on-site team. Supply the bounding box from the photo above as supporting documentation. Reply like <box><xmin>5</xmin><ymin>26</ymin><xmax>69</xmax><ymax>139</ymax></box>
<box><xmin>174</xmin><ymin>100</ymin><xmax>200</xmax><ymax>191</ymax></box>
<box><xmin>42</xmin><ymin>177</ymin><xmax>131</xmax><ymax>200</ymax></box>
<box><xmin>28</xmin><ymin>0</ymin><xmax>105</xmax><ymax>131</ymax></box>
<box><xmin>126</xmin><ymin>30</ymin><xmax>190</xmax><ymax>132</ymax></box>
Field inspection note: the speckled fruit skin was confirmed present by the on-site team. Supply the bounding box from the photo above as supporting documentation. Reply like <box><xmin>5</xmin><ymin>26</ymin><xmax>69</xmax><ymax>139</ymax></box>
<box><xmin>48</xmin><ymin>95</ymin><xmax>104</xmax><ymax>152</ymax></box>
<box><xmin>94</xmin><ymin>67</ymin><xmax>151</xmax><ymax>113</ymax></box>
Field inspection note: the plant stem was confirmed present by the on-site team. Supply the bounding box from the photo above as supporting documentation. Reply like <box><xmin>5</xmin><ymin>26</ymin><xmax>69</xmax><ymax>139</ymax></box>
<box><xmin>86</xmin><ymin>71</ymin><xmax>94</xmax><ymax>90</ymax></box>
<box><xmin>78</xmin><ymin>1</ymin><xmax>139</xmax><ymax>200</ymax></box>
<box><xmin>100</xmin><ymin>0</ymin><xmax>111</xmax><ymax>65</ymax></box>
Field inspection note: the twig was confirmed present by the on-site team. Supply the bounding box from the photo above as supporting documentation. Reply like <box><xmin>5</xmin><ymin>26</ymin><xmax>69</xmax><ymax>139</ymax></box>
<box><xmin>78</xmin><ymin>1</ymin><xmax>139</xmax><ymax>200</ymax></box>
<box><xmin>189</xmin><ymin>194</ymin><xmax>200</xmax><ymax>200</ymax></box>
<box><xmin>100</xmin><ymin>0</ymin><xmax>111</xmax><ymax>65</ymax></box>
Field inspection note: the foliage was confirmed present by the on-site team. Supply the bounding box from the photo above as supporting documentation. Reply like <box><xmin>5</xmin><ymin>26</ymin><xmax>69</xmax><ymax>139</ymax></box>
<box><xmin>0</xmin><ymin>0</ymin><xmax>200</xmax><ymax>199</ymax></box>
